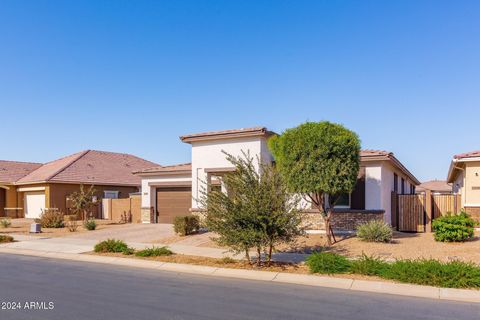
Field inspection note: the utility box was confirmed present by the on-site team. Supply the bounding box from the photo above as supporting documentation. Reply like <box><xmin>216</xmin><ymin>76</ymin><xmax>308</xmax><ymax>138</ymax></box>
<box><xmin>30</xmin><ymin>223</ymin><xmax>41</xmax><ymax>233</ymax></box>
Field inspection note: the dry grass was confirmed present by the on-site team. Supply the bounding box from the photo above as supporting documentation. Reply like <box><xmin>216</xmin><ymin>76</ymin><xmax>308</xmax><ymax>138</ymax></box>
<box><xmin>0</xmin><ymin>218</ymin><xmax>126</xmax><ymax>237</ymax></box>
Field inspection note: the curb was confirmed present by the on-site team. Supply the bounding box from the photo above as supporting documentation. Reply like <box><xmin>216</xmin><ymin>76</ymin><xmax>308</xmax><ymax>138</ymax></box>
<box><xmin>0</xmin><ymin>247</ymin><xmax>479</xmax><ymax>304</ymax></box>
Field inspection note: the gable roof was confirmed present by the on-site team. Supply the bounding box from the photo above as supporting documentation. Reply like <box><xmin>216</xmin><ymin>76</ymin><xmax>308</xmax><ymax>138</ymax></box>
<box><xmin>454</xmin><ymin>150</ymin><xmax>480</xmax><ymax>159</ymax></box>
<box><xmin>447</xmin><ymin>150</ymin><xmax>480</xmax><ymax>182</ymax></box>
<box><xmin>360</xmin><ymin>149</ymin><xmax>420</xmax><ymax>185</ymax></box>
<box><xmin>0</xmin><ymin>160</ymin><xmax>43</xmax><ymax>184</ymax></box>
<box><xmin>180</xmin><ymin>127</ymin><xmax>276</xmax><ymax>143</ymax></box>
<box><xmin>417</xmin><ymin>180</ymin><xmax>452</xmax><ymax>193</ymax></box>
<box><xmin>16</xmin><ymin>150</ymin><xmax>159</xmax><ymax>186</ymax></box>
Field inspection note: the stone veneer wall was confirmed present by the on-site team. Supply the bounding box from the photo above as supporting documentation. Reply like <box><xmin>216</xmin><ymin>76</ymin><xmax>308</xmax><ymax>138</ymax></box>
<box><xmin>464</xmin><ymin>207</ymin><xmax>480</xmax><ymax>222</ymax></box>
<box><xmin>302</xmin><ymin>209</ymin><xmax>385</xmax><ymax>231</ymax></box>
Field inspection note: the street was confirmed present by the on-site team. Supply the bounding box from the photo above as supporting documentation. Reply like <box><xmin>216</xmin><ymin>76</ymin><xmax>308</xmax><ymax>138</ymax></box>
<box><xmin>0</xmin><ymin>253</ymin><xmax>478</xmax><ymax>320</ymax></box>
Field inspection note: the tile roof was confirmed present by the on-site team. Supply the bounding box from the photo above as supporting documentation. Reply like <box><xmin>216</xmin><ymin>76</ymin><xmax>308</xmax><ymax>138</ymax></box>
<box><xmin>180</xmin><ymin>127</ymin><xmax>275</xmax><ymax>143</ymax></box>
<box><xmin>134</xmin><ymin>163</ymin><xmax>192</xmax><ymax>175</ymax></box>
<box><xmin>17</xmin><ymin>150</ymin><xmax>159</xmax><ymax>186</ymax></box>
<box><xmin>0</xmin><ymin>160</ymin><xmax>43</xmax><ymax>183</ymax></box>
<box><xmin>417</xmin><ymin>180</ymin><xmax>452</xmax><ymax>193</ymax></box>
<box><xmin>454</xmin><ymin>150</ymin><xmax>480</xmax><ymax>159</ymax></box>
<box><xmin>360</xmin><ymin>149</ymin><xmax>392</xmax><ymax>157</ymax></box>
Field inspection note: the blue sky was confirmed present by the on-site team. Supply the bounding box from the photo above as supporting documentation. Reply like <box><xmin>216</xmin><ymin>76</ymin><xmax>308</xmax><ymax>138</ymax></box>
<box><xmin>0</xmin><ymin>0</ymin><xmax>479</xmax><ymax>182</ymax></box>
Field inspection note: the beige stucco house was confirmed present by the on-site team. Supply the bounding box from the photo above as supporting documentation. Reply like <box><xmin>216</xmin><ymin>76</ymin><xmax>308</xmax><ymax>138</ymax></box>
<box><xmin>447</xmin><ymin>150</ymin><xmax>480</xmax><ymax>219</ymax></box>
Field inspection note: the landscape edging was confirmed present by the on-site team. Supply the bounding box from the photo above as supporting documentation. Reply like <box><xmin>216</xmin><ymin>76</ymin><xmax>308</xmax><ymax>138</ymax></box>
<box><xmin>0</xmin><ymin>247</ymin><xmax>478</xmax><ymax>303</ymax></box>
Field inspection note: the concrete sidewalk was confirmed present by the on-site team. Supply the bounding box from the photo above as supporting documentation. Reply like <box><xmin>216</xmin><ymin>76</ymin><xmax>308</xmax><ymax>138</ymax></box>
<box><xmin>0</xmin><ymin>247</ymin><xmax>479</xmax><ymax>304</ymax></box>
<box><xmin>0</xmin><ymin>234</ymin><xmax>308</xmax><ymax>262</ymax></box>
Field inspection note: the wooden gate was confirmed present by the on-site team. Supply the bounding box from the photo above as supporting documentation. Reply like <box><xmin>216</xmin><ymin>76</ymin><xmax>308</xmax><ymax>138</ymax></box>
<box><xmin>432</xmin><ymin>194</ymin><xmax>461</xmax><ymax>218</ymax></box>
<box><xmin>397</xmin><ymin>194</ymin><xmax>426</xmax><ymax>232</ymax></box>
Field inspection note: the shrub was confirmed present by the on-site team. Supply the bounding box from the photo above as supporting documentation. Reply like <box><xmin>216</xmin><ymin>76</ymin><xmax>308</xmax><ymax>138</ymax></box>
<box><xmin>356</xmin><ymin>220</ymin><xmax>393</xmax><ymax>243</ymax></box>
<box><xmin>306</xmin><ymin>252</ymin><xmax>351</xmax><ymax>274</ymax></box>
<box><xmin>0</xmin><ymin>235</ymin><xmax>14</xmax><ymax>243</ymax></box>
<box><xmin>39</xmin><ymin>209</ymin><xmax>64</xmax><ymax>228</ymax></box>
<box><xmin>432</xmin><ymin>211</ymin><xmax>475</xmax><ymax>242</ymax></box>
<box><xmin>83</xmin><ymin>218</ymin><xmax>97</xmax><ymax>231</ymax></box>
<box><xmin>350</xmin><ymin>254</ymin><xmax>389</xmax><ymax>276</ymax></box>
<box><xmin>0</xmin><ymin>218</ymin><xmax>11</xmax><ymax>228</ymax></box>
<box><xmin>94</xmin><ymin>239</ymin><xmax>132</xmax><ymax>255</ymax></box>
<box><xmin>221</xmin><ymin>257</ymin><xmax>236</xmax><ymax>264</ymax></box>
<box><xmin>173</xmin><ymin>216</ymin><xmax>200</xmax><ymax>236</ymax></box>
<box><xmin>135</xmin><ymin>246</ymin><xmax>173</xmax><ymax>257</ymax></box>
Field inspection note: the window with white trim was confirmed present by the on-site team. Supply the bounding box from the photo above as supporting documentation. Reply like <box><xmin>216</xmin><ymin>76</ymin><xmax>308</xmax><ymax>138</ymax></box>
<box><xmin>333</xmin><ymin>193</ymin><xmax>351</xmax><ymax>209</ymax></box>
<box><xmin>103</xmin><ymin>191</ymin><xmax>119</xmax><ymax>199</ymax></box>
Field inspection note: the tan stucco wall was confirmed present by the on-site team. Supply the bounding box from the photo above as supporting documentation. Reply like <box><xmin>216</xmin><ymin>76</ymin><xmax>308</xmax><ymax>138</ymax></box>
<box><xmin>464</xmin><ymin>161</ymin><xmax>480</xmax><ymax>206</ymax></box>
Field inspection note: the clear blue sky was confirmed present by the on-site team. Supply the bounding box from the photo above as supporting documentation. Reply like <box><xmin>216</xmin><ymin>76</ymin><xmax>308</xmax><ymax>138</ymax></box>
<box><xmin>1</xmin><ymin>0</ymin><xmax>479</xmax><ymax>182</ymax></box>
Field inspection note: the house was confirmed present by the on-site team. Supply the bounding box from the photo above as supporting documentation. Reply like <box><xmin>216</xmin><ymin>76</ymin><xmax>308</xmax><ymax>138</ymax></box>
<box><xmin>416</xmin><ymin>180</ymin><xmax>452</xmax><ymax>195</ymax></box>
<box><xmin>0</xmin><ymin>150</ymin><xmax>158</xmax><ymax>219</ymax></box>
<box><xmin>135</xmin><ymin>127</ymin><xmax>420</xmax><ymax>230</ymax></box>
<box><xmin>447</xmin><ymin>150</ymin><xmax>480</xmax><ymax>219</ymax></box>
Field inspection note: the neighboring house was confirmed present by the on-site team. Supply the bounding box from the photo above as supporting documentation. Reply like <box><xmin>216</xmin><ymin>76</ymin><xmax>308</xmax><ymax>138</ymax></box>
<box><xmin>135</xmin><ymin>127</ymin><xmax>420</xmax><ymax>230</ymax></box>
<box><xmin>416</xmin><ymin>180</ymin><xmax>452</xmax><ymax>195</ymax></box>
<box><xmin>0</xmin><ymin>150</ymin><xmax>158</xmax><ymax>219</ymax></box>
<box><xmin>447</xmin><ymin>150</ymin><xmax>480</xmax><ymax>218</ymax></box>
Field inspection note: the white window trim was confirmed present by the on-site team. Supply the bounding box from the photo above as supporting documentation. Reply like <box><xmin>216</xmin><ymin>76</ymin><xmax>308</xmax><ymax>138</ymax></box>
<box><xmin>333</xmin><ymin>193</ymin><xmax>351</xmax><ymax>209</ymax></box>
<box><xmin>104</xmin><ymin>190</ymin><xmax>120</xmax><ymax>199</ymax></box>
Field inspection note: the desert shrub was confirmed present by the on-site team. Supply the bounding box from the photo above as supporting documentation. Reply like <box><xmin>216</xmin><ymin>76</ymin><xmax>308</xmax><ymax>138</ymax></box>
<box><xmin>0</xmin><ymin>218</ymin><xmax>11</xmax><ymax>228</ymax></box>
<box><xmin>221</xmin><ymin>257</ymin><xmax>236</xmax><ymax>264</ymax></box>
<box><xmin>350</xmin><ymin>254</ymin><xmax>389</xmax><ymax>276</ymax></box>
<box><xmin>39</xmin><ymin>209</ymin><xmax>64</xmax><ymax>228</ymax></box>
<box><xmin>306</xmin><ymin>252</ymin><xmax>351</xmax><ymax>274</ymax></box>
<box><xmin>432</xmin><ymin>211</ymin><xmax>475</xmax><ymax>242</ymax></box>
<box><xmin>0</xmin><ymin>235</ymin><xmax>14</xmax><ymax>243</ymax></box>
<box><xmin>173</xmin><ymin>216</ymin><xmax>200</xmax><ymax>236</ymax></box>
<box><xmin>94</xmin><ymin>239</ymin><xmax>132</xmax><ymax>255</ymax></box>
<box><xmin>356</xmin><ymin>220</ymin><xmax>393</xmax><ymax>243</ymax></box>
<box><xmin>381</xmin><ymin>259</ymin><xmax>480</xmax><ymax>288</ymax></box>
<box><xmin>83</xmin><ymin>218</ymin><xmax>97</xmax><ymax>231</ymax></box>
<box><xmin>135</xmin><ymin>246</ymin><xmax>172</xmax><ymax>257</ymax></box>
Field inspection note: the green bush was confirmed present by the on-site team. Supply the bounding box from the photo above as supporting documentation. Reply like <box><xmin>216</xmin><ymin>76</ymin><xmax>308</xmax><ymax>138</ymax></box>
<box><xmin>0</xmin><ymin>218</ymin><xmax>11</xmax><ymax>228</ymax></box>
<box><xmin>356</xmin><ymin>220</ymin><xmax>393</xmax><ymax>243</ymax></box>
<box><xmin>432</xmin><ymin>211</ymin><xmax>475</xmax><ymax>242</ymax></box>
<box><xmin>0</xmin><ymin>235</ymin><xmax>14</xmax><ymax>243</ymax></box>
<box><xmin>349</xmin><ymin>254</ymin><xmax>389</xmax><ymax>276</ymax></box>
<box><xmin>306</xmin><ymin>252</ymin><xmax>351</xmax><ymax>274</ymax></box>
<box><xmin>39</xmin><ymin>209</ymin><xmax>64</xmax><ymax>228</ymax></box>
<box><xmin>173</xmin><ymin>216</ymin><xmax>200</xmax><ymax>236</ymax></box>
<box><xmin>94</xmin><ymin>239</ymin><xmax>132</xmax><ymax>255</ymax></box>
<box><xmin>135</xmin><ymin>246</ymin><xmax>173</xmax><ymax>257</ymax></box>
<box><xmin>83</xmin><ymin>218</ymin><xmax>97</xmax><ymax>231</ymax></box>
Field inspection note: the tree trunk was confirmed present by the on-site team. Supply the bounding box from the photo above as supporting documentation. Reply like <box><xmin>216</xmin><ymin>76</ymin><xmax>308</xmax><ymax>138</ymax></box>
<box><xmin>323</xmin><ymin>212</ymin><xmax>333</xmax><ymax>246</ymax></box>
<box><xmin>245</xmin><ymin>249</ymin><xmax>251</xmax><ymax>264</ymax></box>
<box><xmin>256</xmin><ymin>247</ymin><xmax>262</xmax><ymax>266</ymax></box>
<box><xmin>267</xmin><ymin>243</ymin><xmax>273</xmax><ymax>265</ymax></box>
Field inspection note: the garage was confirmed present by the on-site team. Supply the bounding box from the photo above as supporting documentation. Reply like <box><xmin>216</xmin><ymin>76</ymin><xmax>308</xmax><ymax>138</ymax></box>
<box><xmin>24</xmin><ymin>191</ymin><xmax>46</xmax><ymax>219</ymax></box>
<box><xmin>156</xmin><ymin>187</ymin><xmax>192</xmax><ymax>223</ymax></box>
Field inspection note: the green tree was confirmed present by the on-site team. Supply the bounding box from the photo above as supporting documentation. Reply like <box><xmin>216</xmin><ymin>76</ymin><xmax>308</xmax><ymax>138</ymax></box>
<box><xmin>269</xmin><ymin>121</ymin><xmax>361</xmax><ymax>245</ymax></box>
<box><xmin>201</xmin><ymin>151</ymin><xmax>304</xmax><ymax>265</ymax></box>
<box><xmin>70</xmin><ymin>185</ymin><xmax>97</xmax><ymax>220</ymax></box>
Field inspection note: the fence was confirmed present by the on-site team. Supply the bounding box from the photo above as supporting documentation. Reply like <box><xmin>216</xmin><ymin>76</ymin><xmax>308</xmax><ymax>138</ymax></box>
<box><xmin>102</xmin><ymin>195</ymin><xmax>142</xmax><ymax>223</ymax></box>
<box><xmin>392</xmin><ymin>191</ymin><xmax>462</xmax><ymax>233</ymax></box>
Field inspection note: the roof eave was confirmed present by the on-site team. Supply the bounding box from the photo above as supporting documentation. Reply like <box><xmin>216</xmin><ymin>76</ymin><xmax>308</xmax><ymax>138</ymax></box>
<box><xmin>180</xmin><ymin>129</ymin><xmax>276</xmax><ymax>144</ymax></box>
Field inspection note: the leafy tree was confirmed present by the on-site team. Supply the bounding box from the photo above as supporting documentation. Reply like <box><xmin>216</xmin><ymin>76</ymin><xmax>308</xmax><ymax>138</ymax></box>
<box><xmin>201</xmin><ymin>151</ymin><xmax>305</xmax><ymax>265</ymax></box>
<box><xmin>70</xmin><ymin>185</ymin><xmax>97</xmax><ymax>220</ymax></box>
<box><xmin>269</xmin><ymin>121</ymin><xmax>361</xmax><ymax>245</ymax></box>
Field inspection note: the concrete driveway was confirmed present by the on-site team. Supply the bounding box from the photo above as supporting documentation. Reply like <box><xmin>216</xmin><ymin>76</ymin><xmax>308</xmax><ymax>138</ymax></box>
<box><xmin>64</xmin><ymin>223</ymin><xmax>175</xmax><ymax>243</ymax></box>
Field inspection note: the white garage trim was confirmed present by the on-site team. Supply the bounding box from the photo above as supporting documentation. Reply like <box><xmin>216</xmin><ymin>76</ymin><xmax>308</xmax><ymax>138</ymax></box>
<box><xmin>18</xmin><ymin>186</ymin><xmax>46</xmax><ymax>192</ymax></box>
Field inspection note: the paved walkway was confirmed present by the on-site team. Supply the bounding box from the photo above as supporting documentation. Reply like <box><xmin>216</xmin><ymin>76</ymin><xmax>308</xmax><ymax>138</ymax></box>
<box><xmin>0</xmin><ymin>234</ymin><xmax>308</xmax><ymax>262</ymax></box>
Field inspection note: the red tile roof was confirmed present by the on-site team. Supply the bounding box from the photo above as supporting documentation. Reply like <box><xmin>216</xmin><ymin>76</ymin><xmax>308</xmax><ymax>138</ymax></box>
<box><xmin>180</xmin><ymin>127</ymin><xmax>275</xmax><ymax>143</ymax></box>
<box><xmin>17</xmin><ymin>150</ymin><xmax>159</xmax><ymax>186</ymax></box>
<box><xmin>417</xmin><ymin>180</ymin><xmax>452</xmax><ymax>193</ymax></box>
<box><xmin>0</xmin><ymin>160</ymin><xmax>43</xmax><ymax>184</ymax></box>
<box><xmin>134</xmin><ymin>163</ymin><xmax>192</xmax><ymax>175</ymax></box>
<box><xmin>454</xmin><ymin>150</ymin><xmax>480</xmax><ymax>159</ymax></box>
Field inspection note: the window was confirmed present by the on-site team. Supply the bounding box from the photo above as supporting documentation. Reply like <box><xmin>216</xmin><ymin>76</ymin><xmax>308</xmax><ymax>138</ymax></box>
<box><xmin>401</xmin><ymin>178</ymin><xmax>405</xmax><ymax>194</ymax></box>
<box><xmin>103</xmin><ymin>191</ymin><xmax>119</xmax><ymax>199</ymax></box>
<box><xmin>333</xmin><ymin>193</ymin><xmax>351</xmax><ymax>208</ymax></box>
<box><xmin>410</xmin><ymin>184</ymin><xmax>415</xmax><ymax>194</ymax></box>
<box><xmin>393</xmin><ymin>174</ymin><xmax>398</xmax><ymax>192</ymax></box>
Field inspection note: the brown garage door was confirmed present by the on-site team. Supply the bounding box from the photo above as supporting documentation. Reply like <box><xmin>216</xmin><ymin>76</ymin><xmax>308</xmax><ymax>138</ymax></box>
<box><xmin>156</xmin><ymin>187</ymin><xmax>192</xmax><ymax>223</ymax></box>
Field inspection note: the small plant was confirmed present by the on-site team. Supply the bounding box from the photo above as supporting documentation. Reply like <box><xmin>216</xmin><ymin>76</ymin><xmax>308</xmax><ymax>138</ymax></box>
<box><xmin>173</xmin><ymin>216</ymin><xmax>200</xmax><ymax>236</ymax></box>
<box><xmin>39</xmin><ymin>209</ymin><xmax>64</xmax><ymax>228</ymax></box>
<box><xmin>349</xmin><ymin>254</ymin><xmax>389</xmax><ymax>276</ymax></box>
<box><xmin>0</xmin><ymin>218</ymin><xmax>11</xmax><ymax>228</ymax></box>
<box><xmin>306</xmin><ymin>252</ymin><xmax>351</xmax><ymax>274</ymax></box>
<box><xmin>221</xmin><ymin>257</ymin><xmax>236</xmax><ymax>264</ymax></box>
<box><xmin>83</xmin><ymin>218</ymin><xmax>97</xmax><ymax>231</ymax></box>
<box><xmin>64</xmin><ymin>215</ymin><xmax>79</xmax><ymax>232</ymax></box>
<box><xmin>94</xmin><ymin>239</ymin><xmax>133</xmax><ymax>255</ymax></box>
<box><xmin>135</xmin><ymin>246</ymin><xmax>173</xmax><ymax>257</ymax></box>
<box><xmin>356</xmin><ymin>220</ymin><xmax>393</xmax><ymax>243</ymax></box>
<box><xmin>432</xmin><ymin>211</ymin><xmax>475</xmax><ymax>242</ymax></box>
<box><xmin>0</xmin><ymin>235</ymin><xmax>14</xmax><ymax>243</ymax></box>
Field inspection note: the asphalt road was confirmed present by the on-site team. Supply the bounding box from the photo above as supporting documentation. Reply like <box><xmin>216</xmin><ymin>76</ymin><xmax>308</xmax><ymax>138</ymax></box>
<box><xmin>0</xmin><ymin>254</ymin><xmax>479</xmax><ymax>320</ymax></box>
